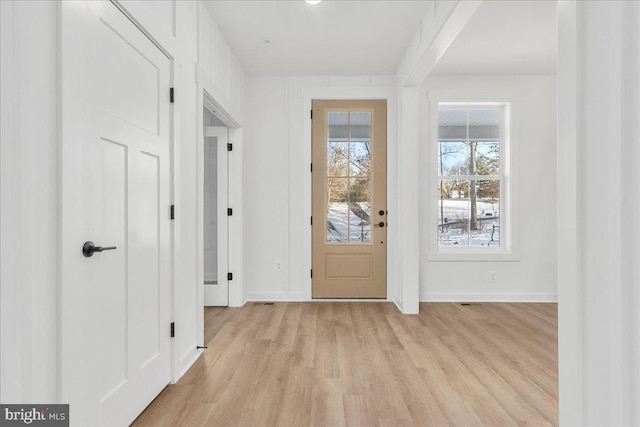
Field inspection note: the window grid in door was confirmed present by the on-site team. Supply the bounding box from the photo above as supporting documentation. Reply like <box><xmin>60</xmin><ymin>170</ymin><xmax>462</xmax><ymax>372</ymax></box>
<box><xmin>326</xmin><ymin>110</ymin><xmax>372</xmax><ymax>244</ymax></box>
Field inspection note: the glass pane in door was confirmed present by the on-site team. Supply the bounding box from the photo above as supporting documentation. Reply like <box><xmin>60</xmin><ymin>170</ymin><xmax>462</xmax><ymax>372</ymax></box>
<box><xmin>327</xmin><ymin>177</ymin><xmax>349</xmax><ymax>242</ymax></box>
<box><xmin>348</xmin><ymin>177</ymin><xmax>371</xmax><ymax>242</ymax></box>
<box><xmin>326</xmin><ymin>111</ymin><xmax>374</xmax><ymax>244</ymax></box>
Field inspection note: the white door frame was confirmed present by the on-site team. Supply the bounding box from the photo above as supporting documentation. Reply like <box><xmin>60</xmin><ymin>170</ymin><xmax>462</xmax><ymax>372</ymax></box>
<box><xmin>195</xmin><ymin>70</ymin><xmax>244</xmax><ymax>348</ymax></box>
<box><xmin>111</xmin><ymin>0</ymin><xmax>181</xmax><ymax>387</ymax></box>
<box><xmin>300</xmin><ymin>87</ymin><xmax>399</xmax><ymax>305</ymax></box>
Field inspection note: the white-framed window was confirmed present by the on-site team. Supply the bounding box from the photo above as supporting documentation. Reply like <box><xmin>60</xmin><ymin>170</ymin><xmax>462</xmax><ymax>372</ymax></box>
<box><xmin>434</xmin><ymin>102</ymin><xmax>511</xmax><ymax>254</ymax></box>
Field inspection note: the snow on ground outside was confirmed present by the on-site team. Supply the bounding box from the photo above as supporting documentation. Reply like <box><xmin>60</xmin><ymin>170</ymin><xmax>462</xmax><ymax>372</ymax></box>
<box><xmin>439</xmin><ymin>198</ymin><xmax>499</xmax><ymax>246</ymax></box>
<box><xmin>327</xmin><ymin>202</ymin><xmax>371</xmax><ymax>243</ymax></box>
<box><xmin>324</xmin><ymin>199</ymin><xmax>499</xmax><ymax>246</ymax></box>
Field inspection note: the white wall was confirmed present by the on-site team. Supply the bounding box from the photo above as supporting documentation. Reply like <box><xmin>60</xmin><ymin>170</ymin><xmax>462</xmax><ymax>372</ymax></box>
<box><xmin>199</xmin><ymin>4</ymin><xmax>244</xmax><ymax>119</ymax></box>
<box><xmin>243</xmin><ymin>75</ymin><xmax>399</xmax><ymax>303</ymax></box>
<box><xmin>558</xmin><ymin>1</ymin><xmax>640</xmax><ymax>425</ymax></box>
<box><xmin>419</xmin><ymin>75</ymin><xmax>558</xmax><ymax>302</ymax></box>
<box><xmin>0</xmin><ymin>0</ymin><xmax>59</xmax><ymax>403</ymax></box>
<box><xmin>0</xmin><ymin>0</ymin><xmax>245</xmax><ymax>403</ymax></box>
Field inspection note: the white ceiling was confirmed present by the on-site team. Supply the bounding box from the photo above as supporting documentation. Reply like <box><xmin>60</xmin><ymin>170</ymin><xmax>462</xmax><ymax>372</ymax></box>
<box><xmin>430</xmin><ymin>1</ymin><xmax>557</xmax><ymax>76</ymax></box>
<box><xmin>203</xmin><ymin>0</ymin><xmax>432</xmax><ymax>75</ymax></box>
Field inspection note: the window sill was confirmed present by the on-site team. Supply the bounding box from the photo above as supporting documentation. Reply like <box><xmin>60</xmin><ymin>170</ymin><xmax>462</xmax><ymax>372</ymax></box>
<box><xmin>428</xmin><ymin>249</ymin><xmax>521</xmax><ymax>262</ymax></box>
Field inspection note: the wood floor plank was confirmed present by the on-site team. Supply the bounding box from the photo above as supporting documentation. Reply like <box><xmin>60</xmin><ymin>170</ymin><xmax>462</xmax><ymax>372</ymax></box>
<box><xmin>132</xmin><ymin>302</ymin><xmax>558</xmax><ymax>427</ymax></box>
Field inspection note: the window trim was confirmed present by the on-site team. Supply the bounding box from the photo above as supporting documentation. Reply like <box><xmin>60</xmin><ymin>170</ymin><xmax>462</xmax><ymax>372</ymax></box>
<box><xmin>428</xmin><ymin>99</ymin><xmax>519</xmax><ymax>261</ymax></box>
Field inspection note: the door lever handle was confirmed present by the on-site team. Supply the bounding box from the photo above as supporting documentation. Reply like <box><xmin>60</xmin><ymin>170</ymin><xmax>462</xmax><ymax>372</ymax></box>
<box><xmin>373</xmin><ymin>222</ymin><xmax>386</xmax><ymax>228</ymax></box>
<box><xmin>83</xmin><ymin>241</ymin><xmax>117</xmax><ymax>258</ymax></box>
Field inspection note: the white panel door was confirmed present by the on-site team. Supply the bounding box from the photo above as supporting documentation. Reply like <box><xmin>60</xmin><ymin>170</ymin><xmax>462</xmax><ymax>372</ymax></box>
<box><xmin>203</xmin><ymin>127</ymin><xmax>229</xmax><ymax>306</ymax></box>
<box><xmin>60</xmin><ymin>2</ymin><xmax>171</xmax><ymax>426</ymax></box>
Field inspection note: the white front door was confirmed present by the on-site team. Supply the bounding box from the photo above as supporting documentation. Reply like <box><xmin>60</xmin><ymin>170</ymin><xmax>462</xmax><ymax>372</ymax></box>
<box><xmin>60</xmin><ymin>2</ymin><xmax>172</xmax><ymax>425</ymax></box>
<box><xmin>203</xmin><ymin>127</ymin><xmax>229</xmax><ymax>306</ymax></box>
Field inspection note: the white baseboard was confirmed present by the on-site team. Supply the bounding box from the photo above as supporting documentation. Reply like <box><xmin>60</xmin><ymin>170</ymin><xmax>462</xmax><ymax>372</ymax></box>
<box><xmin>245</xmin><ymin>293</ymin><xmax>392</xmax><ymax>303</ymax></box>
<box><xmin>392</xmin><ymin>297</ymin><xmax>403</xmax><ymax>313</ymax></box>
<box><xmin>245</xmin><ymin>292</ymin><xmax>307</xmax><ymax>302</ymax></box>
<box><xmin>244</xmin><ymin>292</ymin><xmax>557</xmax><ymax>305</ymax></box>
<box><xmin>174</xmin><ymin>347</ymin><xmax>202</xmax><ymax>383</ymax></box>
<box><xmin>420</xmin><ymin>292</ymin><xmax>558</xmax><ymax>303</ymax></box>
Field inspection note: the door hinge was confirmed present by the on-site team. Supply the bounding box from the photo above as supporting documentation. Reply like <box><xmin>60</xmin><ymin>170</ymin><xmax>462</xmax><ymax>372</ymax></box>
<box><xmin>170</xmin><ymin>88</ymin><xmax>174</xmax><ymax>103</ymax></box>
<box><xmin>310</xmin><ymin>269</ymin><xmax>313</xmax><ymax>278</ymax></box>
<box><xmin>170</xmin><ymin>205</ymin><xmax>175</xmax><ymax>220</ymax></box>
<box><xmin>227</xmin><ymin>208</ymin><xmax>233</xmax><ymax>216</ymax></box>
<box><xmin>170</xmin><ymin>322</ymin><xmax>175</xmax><ymax>338</ymax></box>
<box><xmin>228</xmin><ymin>272</ymin><xmax>233</xmax><ymax>281</ymax></box>
<box><xmin>310</xmin><ymin>110</ymin><xmax>313</xmax><ymax>120</ymax></box>
<box><xmin>227</xmin><ymin>143</ymin><xmax>233</xmax><ymax>152</ymax></box>
<box><xmin>310</xmin><ymin>163</ymin><xmax>313</xmax><ymax>172</ymax></box>
<box><xmin>310</xmin><ymin>216</ymin><xmax>312</xmax><ymax>226</ymax></box>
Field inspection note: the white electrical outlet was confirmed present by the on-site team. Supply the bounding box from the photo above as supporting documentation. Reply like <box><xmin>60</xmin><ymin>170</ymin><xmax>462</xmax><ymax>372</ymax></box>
<box><xmin>489</xmin><ymin>271</ymin><xmax>496</xmax><ymax>282</ymax></box>
<box><xmin>275</xmin><ymin>261</ymin><xmax>282</xmax><ymax>271</ymax></box>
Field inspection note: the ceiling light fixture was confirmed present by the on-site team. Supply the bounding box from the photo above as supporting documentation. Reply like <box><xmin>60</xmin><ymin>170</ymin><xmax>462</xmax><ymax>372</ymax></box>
<box><xmin>304</xmin><ymin>0</ymin><xmax>322</xmax><ymax>5</ymax></box>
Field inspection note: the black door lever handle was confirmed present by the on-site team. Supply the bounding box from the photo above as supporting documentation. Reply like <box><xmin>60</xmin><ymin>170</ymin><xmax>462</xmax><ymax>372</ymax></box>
<box><xmin>83</xmin><ymin>241</ymin><xmax>117</xmax><ymax>258</ymax></box>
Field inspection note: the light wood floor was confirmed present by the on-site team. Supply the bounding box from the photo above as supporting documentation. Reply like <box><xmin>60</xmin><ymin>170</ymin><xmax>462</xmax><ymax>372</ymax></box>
<box><xmin>132</xmin><ymin>302</ymin><xmax>558</xmax><ymax>427</ymax></box>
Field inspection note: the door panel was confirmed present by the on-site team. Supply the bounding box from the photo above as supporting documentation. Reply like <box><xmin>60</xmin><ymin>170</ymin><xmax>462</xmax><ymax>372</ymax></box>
<box><xmin>97</xmin><ymin>19</ymin><xmax>160</xmax><ymax>134</ymax></box>
<box><xmin>61</xmin><ymin>2</ymin><xmax>171</xmax><ymax>425</ymax></box>
<box><xmin>133</xmin><ymin>152</ymin><xmax>161</xmax><ymax>367</ymax></box>
<box><xmin>96</xmin><ymin>139</ymin><xmax>128</xmax><ymax>401</ymax></box>
<box><xmin>312</xmin><ymin>100</ymin><xmax>387</xmax><ymax>298</ymax></box>
<box><xmin>325</xmin><ymin>254</ymin><xmax>372</xmax><ymax>278</ymax></box>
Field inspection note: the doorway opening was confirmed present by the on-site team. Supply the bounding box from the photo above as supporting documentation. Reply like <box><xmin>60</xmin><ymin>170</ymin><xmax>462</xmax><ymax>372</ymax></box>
<box><xmin>203</xmin><ymin>104</ymin><xmax>229</xmax><ymax>307</ymax></box>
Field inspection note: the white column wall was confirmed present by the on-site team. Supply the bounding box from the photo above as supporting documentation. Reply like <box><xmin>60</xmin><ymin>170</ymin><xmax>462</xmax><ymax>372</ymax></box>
<box><xmin>396</xmin><ymin>87</ymin><xmax>420</xmax><ymax>313</ymax></box>
<box><xmin>558</xmin><ymin>1</ymin><xmax>640</xmax><ymax>425</ymax></box>
<box><xmin>0</xmin><ymin>1</ymin><xmax>59</xmax><ymax>403</ymax></box>
<box><xmin>393</xmin><ymin>0</ymin><xmax>484</xmax><ymax>312</ymax></box>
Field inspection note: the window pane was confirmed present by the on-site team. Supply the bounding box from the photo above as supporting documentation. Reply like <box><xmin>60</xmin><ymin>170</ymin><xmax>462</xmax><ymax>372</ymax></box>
<box><xmin>469</xmin><ymin>180</ymin><xmax>500</xmax><ymax>247</ymax></box>
<box><xmin>350</xmin><ymin>141</ymin><xmax>371</xmax><ymax>177</ymax></box>
<box><xmin>327</xmin><ymin>178</ymin><xmax>349</xmax><ymax>242</ymax></box>
<box><xmin>327</xmin><ymin>111</ymin><xmax>349</xmax><ymax>137</ymax></box>
<box><xmin>475</xmin><ymin>142</ymin><xmax>500</xmax><ymax>175</ymax></box>
<box><xmin>469</xmin><ymin>109</ymin><xmax>499</xmax><ymax>139</ymax></box>
<box><xmin>438</xmin><ymin>141</ymin><xmax>468</xmax><ymax>175</ymax></box>
<box><xmin>327</xmin><ymin>141</ymin><xmax>348</xmax><ymax>177</ymax></box>
<box><xmin>438</xmin><ymin>110</ymin><xmax>467</xmax><ymax>139</ymax></box>
<box><xmin>350</xmin><ymin>112</ymin><xmax>371</xmax><ymax>137</ymax></box>
<box><xmin>437</xmin><ymin>180</ymin><xmax>470</xmax><ymax>246</ymax></box>
<box><xmin>348</xmin><ymin>177</ymin><xmax>371</xmax><ymax>243</ymax></box>
<box><xmin>350</xmin><ymin>112</ymin><xmax>371</xmax><ymax>177</ymax></box>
